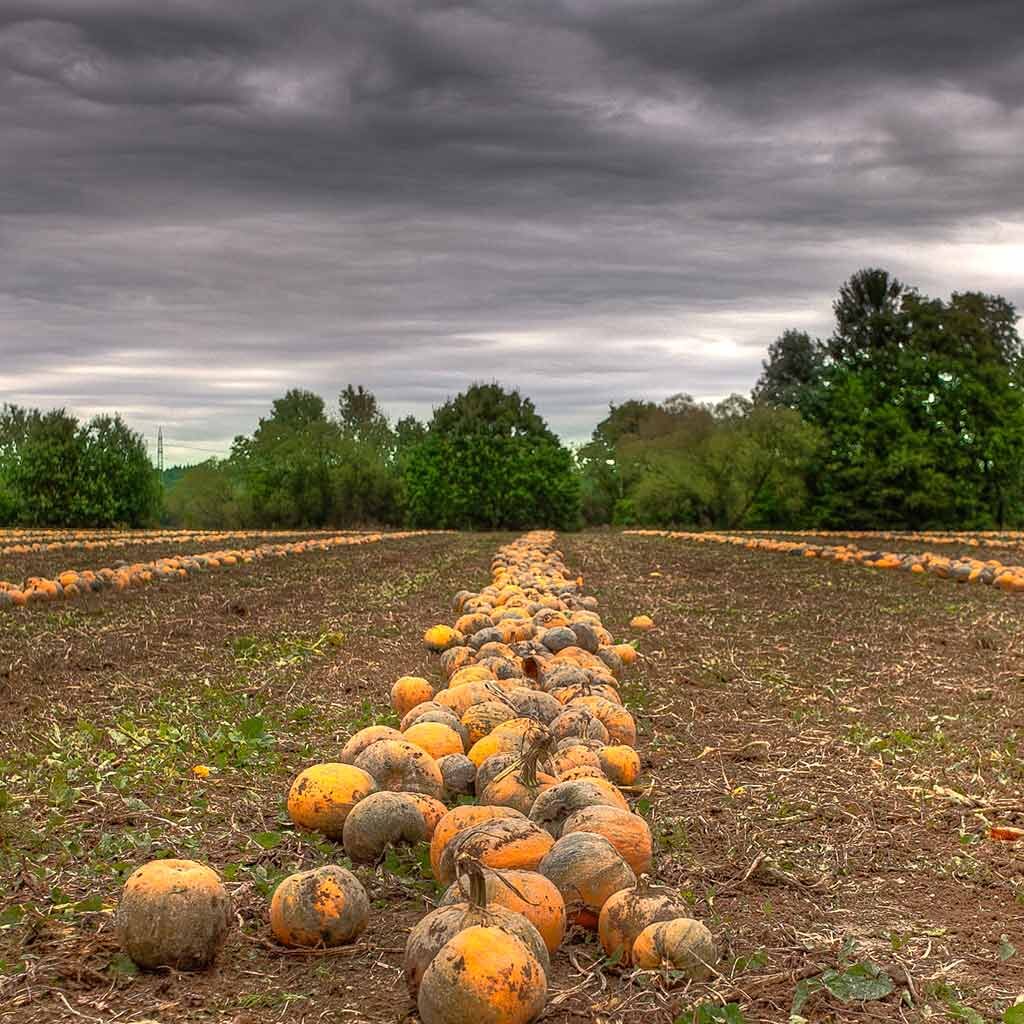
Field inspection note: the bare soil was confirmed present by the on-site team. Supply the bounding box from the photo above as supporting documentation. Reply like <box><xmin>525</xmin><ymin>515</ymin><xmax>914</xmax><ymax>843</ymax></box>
<box><xmin>1</xmin><ymin>531</ymin><xmax>1022</xmax><ymax>1024</ymax></box>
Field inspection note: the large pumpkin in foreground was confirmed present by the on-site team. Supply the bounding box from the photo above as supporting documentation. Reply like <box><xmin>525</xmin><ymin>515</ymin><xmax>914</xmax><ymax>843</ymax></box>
<box><xmin>116</xmin><ymin>859</ymin><xmax>232</xmax><ymax>970</ymax></box>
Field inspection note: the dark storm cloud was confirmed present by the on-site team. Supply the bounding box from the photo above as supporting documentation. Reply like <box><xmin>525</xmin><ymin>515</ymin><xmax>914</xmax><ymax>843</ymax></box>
<box><xmin>1</xmin><ymin>0</ymin><xmax>1022</xmax><ymax>461</ymax></box>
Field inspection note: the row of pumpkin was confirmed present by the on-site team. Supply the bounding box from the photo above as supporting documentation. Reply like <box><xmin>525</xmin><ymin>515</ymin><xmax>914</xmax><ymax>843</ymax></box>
<box><xmin>113</xmin><ymin>531</ymin><xmax>717</xmax><ymax>1024</ymax></box>
<box><xmin>0</xmin><ymin>531</ymin><xmax>442</xmax><ymax>609</ymax></box>
<box><xmin>732</xmin><ymin>528</ymin><xmax>1024</xmax><ymax>551</ymax></box>
<box><xmin>0</xmin><ymin>527</ymin><xmax>341</xmax><ymax>558</ymax></box>
<box><xmin>626</xmin><ymin>529</ymin><xmax>1024</xmax><ymax>594</ymax></box>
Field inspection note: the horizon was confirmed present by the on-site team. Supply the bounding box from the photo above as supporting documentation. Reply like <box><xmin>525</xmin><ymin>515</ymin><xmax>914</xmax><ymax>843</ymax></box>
<box><xmin>3</xmin><ymin>1</ymin><xmax>1022</xmax><ymax>467</ymax></box>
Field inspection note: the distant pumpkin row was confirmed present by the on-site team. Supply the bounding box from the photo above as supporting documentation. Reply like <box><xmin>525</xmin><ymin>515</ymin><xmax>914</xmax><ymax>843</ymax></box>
<box><xmin>627</xmin><ymin>529</ymin><xmax>1024</xmax><ymax>594</ymax></box>
<box><xmin>0</xmin><ymin>530</ymin><xmax>444</xmax><ymax>609</ymax></box>
<box><xmin>113</xmin><ymin>532</ymin><xmax>715</xmax><ymax>1024</ymax></box>
<box><xmin>732</xmin><ymin>528</ymin><xmax>1024</xmax><ymax>551</ymax></box>
<box><xmin>0</xmin><ymin>526</ymin><xmax>341</xmax><ymax>558</ymax></box>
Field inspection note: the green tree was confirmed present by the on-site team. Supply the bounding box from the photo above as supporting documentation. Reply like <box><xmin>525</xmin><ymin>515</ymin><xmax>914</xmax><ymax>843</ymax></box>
<box><xmin>753</xmin><ymin>329</ymin><xmax>826</xmax><ymax>412</ymax></box>
<box><xmin>230</xmin><ymin>389</ymin><xmax>339</xmax><ymax>527</ymax></box>
<box><xmin>5</xmin><ymin>409</ymin><xmax>86</xmax><ymax>526</ymax></box>
<box><xmin>403</xmin><ymin>384</ymin><xmax>580</xmax><ymax>530</ymax></box>
<box><xmin>165</xmin><ymin>459</ymin><xmax>242</xmax><ymax>528</ymax></box>
<box><xmin>75</xmin><ymin>415</ymin><xmax>161</xmax><ymax>526</ymax></box>
<box><xmin>811</xmin><ymin>281</ymin><xmax>1024</xmax><ymax>528</ymax></box>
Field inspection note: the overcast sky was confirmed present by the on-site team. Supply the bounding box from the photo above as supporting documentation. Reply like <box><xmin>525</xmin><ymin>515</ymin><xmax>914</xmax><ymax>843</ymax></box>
<box><xmin>2</xmin><ymin>0</ymin><xmax>1022</xmax><ymax>463</ymax></box>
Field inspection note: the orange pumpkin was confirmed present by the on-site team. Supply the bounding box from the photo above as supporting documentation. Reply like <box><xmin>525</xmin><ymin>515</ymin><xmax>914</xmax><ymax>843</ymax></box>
<box><xmin>439</xmin><ymin>868</ymin><xmax>566</xmax><ymax>954</ymax></box>
<box><xmin>417</xmin><ymin>925</ymin><xmax>547</xmax><ymax>1024</ymax></box>
<box><xmin>391</xmin><ymin>676</ymin><xmax>435</xmax><ymax>716</ymax></box>
<box><xmin>430</xmin><ymin>805</ymin><xmax>526</xmax><ymax>881</ymax></box>
<box><xmin>438</xmin><ymin>816</ymin><xmax>555</xmax><ymax>886</ymax></box>
<box><xmin>597</xmin><ymin>886</ymin><xmax>686</xmax><ymax>964</ymax></box>
<box><xmin>402</xmin><ymin>721</ymin><xmax>465</xmax><ymax>759</ymax></box>
<box><xmin>270</xmin><ymin>866</ymin><xmax>369</xmax><ymax>947</ymax></box>
<box><xmin>561</xmin><ymin>805</ymin><xmax>653</xmax><ymax>876</ymax></box>
<box><xmin>287</xmin><ymin>763</ymin><xmax>377</xmax><ymax>839</ymax></box>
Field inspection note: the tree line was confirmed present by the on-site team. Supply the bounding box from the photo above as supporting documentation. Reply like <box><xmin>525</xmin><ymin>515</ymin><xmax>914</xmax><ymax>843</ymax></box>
<box><xmin>2</xmin><ymin>268</ymin><xmax>1021</xmax><ymax>531</ymax></box>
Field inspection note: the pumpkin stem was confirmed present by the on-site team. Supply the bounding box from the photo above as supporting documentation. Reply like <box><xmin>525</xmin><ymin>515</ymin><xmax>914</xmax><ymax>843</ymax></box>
<box><xmin>454</xmin><ymin>855</ymin><xmax>489</xmax><ymax>909</ymax></box>
<box><xmin>518</xmin><ymin>730</ymin><xmax>554</xmax><ymax>788</ymax></box>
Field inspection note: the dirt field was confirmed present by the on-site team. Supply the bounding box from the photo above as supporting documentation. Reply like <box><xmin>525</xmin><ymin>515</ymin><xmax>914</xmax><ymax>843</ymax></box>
<box><xmin>1</xmin><ymin>531</ymin><xmax>1022</xmax><ymax>1023</ymax></box>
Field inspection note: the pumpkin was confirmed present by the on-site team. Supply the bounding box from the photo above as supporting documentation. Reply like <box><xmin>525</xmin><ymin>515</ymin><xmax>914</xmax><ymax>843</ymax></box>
<box><xmin>438</xmin><ymin>753</ymin><xmax>476</xmax><ymax>798</ymax></box>
<box><xmin>505</xmin><ymin>687</ymin><xmax>563</xmax><ymax>724</ymax></box>
<box><xmin>430</xmin><ymin>805</ymin><xmax>526</xmax><ymax>881</ymax></box>
<box><xmin>550</xmin><ymin>708</ymin><xmax>610</xmax><ymax>744</ymax></box>
<box><xmin>629</xmin><ymin>615</ymin><xmax>655</xmax><ymax>632</ymax></box>
<box><xmin>342</xmin><ymin>790</ymin><xmax>429</xmax><ymax>863</ymax></box>
<box><xmin>401</xmin><ymin>701</ymin><xmax>449</xmax><ymax>729</ymax></box>
<box><xmin>438</xmin><ymin>816</ymin><xmax>554</xmax><ymax>886</ymax></box>
<box><xmin>287</xmin><ymin>763</ymin><xmax>376</xmax><ymax>839</ymax></box>
<box><xmin>403</xmin><ymin>721</ymin><xmax>465</xmax><ymax>759</ymax></box>
<box><xmin>353</xmin><ymin>739</ymin><xmax>444</xmax><ymax>799</ymax></box>
<box><xmin>340</xmin><ymin>725</ymin><xmax>404</xmax><ymax>764</ymax></box>
<box><xmin>568</xmin><ymin>696</ymin><xmax>636</xmax><ymax>746</ymax></box>
<box><xmin>405</xmin><ymin>861</ymin><xmax>550</xmax><ymax>997</ymax></box>
<box><xmin>391</xmin><ymin>676</ymin><xmax>435</xmax><ymax>716</ymax></box>
<box><xmin>466</xmin><ymin>719</ymin><xmax>542</xmax><ymax>767</ymax></box>
<box><xmin>610</xmin><ymin>643</ymin><xmax>638</xmax><ymax>666</ymax></box>
<box><xmin>557</xmin><ymin>764</ymin><xmax>606</xmax><ymax>782</ymax></box>
<box><xmin>478</xmin><ymin>739</ymin><xmax>558</xmax><ymax>815</ymax></box>
<box><xmin>417</xmin><ymin>925</ymin><xmax>547</xmax><ymax>1024</ymax></box>
<box><xmin>440</xmin><ymin>868</ymin><xmax>566</xmax><ymax>954</ymax></box>
<box><xmin>561</xmin><ymin>805</ymin><xmax>653</xmax><ymax>875</ymax></box>
<box><xmin>269</xmin><ymin>865</ymin><xmax>369</xmax><ymax>948</ymax></box>
<box><xmin>440</xmin><ymin>645</ymin><xmax>476</xmax><ymax>678</ymax></box>
<box><xmin>598</xmin><ymin>745</ymin><xmax>641</xmax><ymax>786</ymax></box>
<box><xmin>550</xmin><ymin>744</ymin><xmax>602</xmax><ymax>777</ymax></box>
<box><xmin>475</xmin><ymin>752</ymin><xmax>521</xmax><ymax>794</ymax></box>
<box><xmin>449</xmin><ymin>664</ymin><xmax>497</xmax><ymax>689</ymax></box>
<box><xmin>597</xmin><ymin>887</ymin><xmax>687</xmax><ymax>964</ymax></box>
<box><xmin>462</xmin><ymin>700</ymin><xmax>516</xmax><ymax>744</ymax></box>
<box><xmin>631</xmin><ymin>918</ymin><xmax>717</xmax><ymax>977</ymax></box>
<box><xmin>405</xmin><ymin>793</ymin><xmax>449</xmax><ymax>838</ymax></box>
<box><xmin>424</xmin><ymin>625</ymin><xmax>464</xmax><ymax>652</ymax></box>
<box><xmin>529</xmin><ymin>778</ymin><xmax>629</xmax><ymax>838</ymax></box>
<box><xmin>538</xmin><ymin>831</ymin><xmax>636</xmax><ymax>929</ymax></box>
<box><xmin>435</xmin><ymin>681</ymin><xmax>496</xmax><ymax>717</ymax></box>
<box><xmin>115</xmin><ymin>859</ymin><xmax>232</xmax><ymax>970</ymax></box>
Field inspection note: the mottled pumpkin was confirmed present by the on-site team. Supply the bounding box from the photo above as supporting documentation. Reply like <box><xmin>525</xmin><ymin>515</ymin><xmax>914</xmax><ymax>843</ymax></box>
<box><xmin>353</xmin><ymin>739</ymin><xmax>444</xmax><ymax>799</ymax></box>
<box><xmin>402</xmin><ymin>721</ymin><xmax>466</xmax><ymax>759</ymax></box>
<box><xmin>391</xmin><ymin>675</ymin><xmax>435</xmax><ymax>716</ymax></box>
<box><xmin>461</xmin><ymin>700</ymin><xmax>516</xmax><ymax>745</ymax></box>
<box><xmin>430</xmin><ymin>804</ymin><xmax>526</xmax><ymax>881</ymax></box>
<box><xmin>405</xmin><ymin>864</ymin><xmax>549</xmax><ymax>997</ymax></box>
<box><xmin>116</xmin><ymin>859</ymin><xmax>232</xmax><ymax>970</ymax></box>
<box><xmin>561</xmin><ymin>805</ymin><xmax>653</xmax><ymax>876</ymax></box>
<box><xmin>597</xmin><ymin>887</ymin><xmax>687</xmax><ymax>964</ymax></box>
<box><xmin>339</xmin><ymin>725</ymin><xmax>404</xmax><ymax>764</ymax></box>
<box><xmin>417</xmin><ymin>925</ymin><xmax>547</xmax><ymax>1024</ymax></box>
<box><xmin>440</xmin><ymin>868</ymin><xmax>566</xmax><ymax>954</ymax></box>
<box><xmin>342</xmin><ymin>790</ymin><xmax>429</xmax><ymax>863</ymax></box>
<box><xmin>529</xmin><ymin>778</ymin><xmax>629</xmax><ymax>838</ymax></box>
<box><xmin>539</xmin><ymin>831</ymin><xmax>636</xmax><ymax>929</ymax></box>
<box><xmin>270</xmin><ymin>866</ymin><xmax>369</xmax><ymax>947</ymax></box>
<box><xmin>438</xmin><ymin>816</ymin><xmax>555</xmax><ymax>886</ymax></box>
<box><xmin>631</xmin><ymin>917</ymin><xmax>716</xmax><ymax>977</ymax></box>
<box><xmin>598</xmin><ymin>745</ymin><xmax>641</xmax><ymax>786</ymax></box>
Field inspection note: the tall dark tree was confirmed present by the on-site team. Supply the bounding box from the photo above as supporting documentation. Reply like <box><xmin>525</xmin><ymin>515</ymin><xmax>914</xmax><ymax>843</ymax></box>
<box><xmin>753</xmin><ymin>329</ymin><xmax>826</xmax><ymax>412</ymax></box>
<box><xmin>829</xmin><ymin>267</ymin><xmax>907</xmax><ymax>364</ymax></box>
